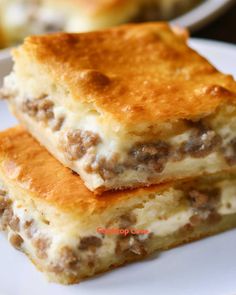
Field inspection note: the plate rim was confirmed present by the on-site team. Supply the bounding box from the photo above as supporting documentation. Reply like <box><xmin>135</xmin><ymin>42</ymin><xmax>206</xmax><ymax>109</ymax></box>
<box><xmin>171</xmin><ymin>0</ymin><xmax>235</xmax><ymax>31</ymax></box>
<box><xmin>189</xmin><ymin>37</ymin><xmax>236</xmax><ymax>51</ymax></box>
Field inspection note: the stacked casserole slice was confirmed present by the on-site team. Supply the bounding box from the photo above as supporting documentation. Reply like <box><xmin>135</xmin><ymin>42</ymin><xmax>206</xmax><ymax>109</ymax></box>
<box><xmin>0</xmin><ymin>23</ymin><xmax>236</xmax><ymax>284</ymax></box>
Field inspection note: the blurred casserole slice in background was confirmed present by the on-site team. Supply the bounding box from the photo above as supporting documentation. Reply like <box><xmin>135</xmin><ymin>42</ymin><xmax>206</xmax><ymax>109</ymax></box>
<box><xmin>0</xmin><ymin>0</ymin><xmax>201</xmax><ymax>47</ymax></box>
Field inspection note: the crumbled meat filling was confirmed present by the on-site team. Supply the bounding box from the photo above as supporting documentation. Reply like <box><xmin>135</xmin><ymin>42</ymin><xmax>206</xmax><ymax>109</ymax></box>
<box><xmin>21</xmin><ymin>95</ymin><xmax>66</xmax><ymax>131</ymax></box>
<box><xmin>1</xmin><ymin>207</ymin><xmax>13</xmax><ymax>230</ymax></box>
<box><xmin>32</xmin><ymin>237</ymin><xmax>51</xmax><ymax>259</ymax></box>
<box><xmin>178</xmin><ymin>223</ymin><xmax>193</xmax><ymax>234</ymax></box>
<box><xmin>22</xmin><ymin>99</ymin><xmax>38</xmax><ymax>116</ymax></box>
<box><xmin>119</xmin><ymin>213</ymin><xmax>137</xmax><ymax>228</ymax></box>
<box><xmin>23</xmin><ymin>220</ymin><xmax>35</xmax><ymax>238</ymax></box>
<box><xmin>129</xmin><ymin>141</ymin><xmax>171</xmax><ymax>172</ymax></box>
<box><xmin>0</xmin><ymin>195</ymin><xmax>11</xmax><ymax>214</ymax></box>
<box><xmin>9</xmin><ymin>216</ymin><xmax>20</xmax><ymax>232</ymax></box>
<box><xmin>188</xmin><ymin>188</ymin><xmax>220</xmax><ymax>211</ymax></box>
<box><xmin>206</xmin><ymin>211</ymin><xmax>222</xmax><ymax>224</ymax></box>
<box><xmin>129</xmin><ymin>241</ymin><xmax>147</xmax><ymax>256</ymax></box>
<box><xmin>0</xmin><ymin>195</ymin><xmax>16</xmax><ymax>231</ymax></box>
<box><xmin>60</xmin><ymin>247</ymin><xmax>79</xmax><ymax>269</ymax></box>
<box><xmin>89</xmin><ymin>141</ymin><xmax>171</xmax><ymax>180</ymax></box>
<box><xmin>9</xmin><ymin>233</ymin><xmax>24</xmax><ymax>250</ymax></box>
<box><xmin>36</xmin><ymin>99</ymin><xmax>54</xmax><ymax>121</ymax></box>
<box><xmin>89</xmin><ymin>155</ymin><xmax>124</xmax><ymax>180</ymax></box>
<box><xmin>87</xmin><ymin>255</ymin><xmax>96</xmax><ymax>269</ymax></box>
<box><xmin>106</xmin><ymin>213</ymin><xmax>137</xmax><ymax>231</ymax></box>
<box><xmin>50</xmin><ymin>247</ymin><xmax>79</xmax><ymax>274</ymax></box>
<box><xmin>180</xmin><ymin>124</ymin><xmax>222</xmax><ymax>158</ymax></box>
<box><xmin>188</xmin><ymin>210</ymin><xmax>221</xmax><ymax>227</ymax></box>
<box><xmin>187</xmin><ymin>187</ymin><xmax>221</xmax><ymax>225</ymax></box>
<box><xmin>189</xmin><ymin>190</ymin><xmax>210</xmax><ymax>210</ymax></box>
<box><xmin>87</xmin><ymin>121</ymin><xmax>225</xmax><ymax>180</ymax></box>
<box><xmin>79</xmin><ymin>236</ymin><xmax>102</xmax><ymax>251</ymax></box>
<box><xmin>22</xmin><ymin>96</ymin><xmax>54</xmax><ymax>121</ymax></box>
<box><xmin>62</xmin><ymin>130</ymin><xmax>101</xmax><ymax>161</ymax></box>
<box><xmin>189</xmin><ymin>214</ymin><xmax>202</xmax><ymax>226</ymax></box>
<box><xmin>116</xmin><ymin>235</ymin><xmax>147</xmax><ymax>256</ymax></box>
<box><xmin>51</xmin><ymin>117</ymin><xmax>65</xmax><ymax>132</ymax></box>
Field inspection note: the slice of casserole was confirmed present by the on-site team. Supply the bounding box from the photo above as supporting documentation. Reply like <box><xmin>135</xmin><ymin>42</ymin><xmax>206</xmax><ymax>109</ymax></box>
<box><xmin>0</xmin><ymin>0</ymin><xmax>201</xmax><ymax>46</ymax></box>
<box><xmin>1</xmin><ymin>126</ymin><xmax>236</xmax><ymax>284</ymax></box>
<box><xmin>2</xmin><ymin>23</ymin><xmax>236</xmax><ymax>193</ymax></box>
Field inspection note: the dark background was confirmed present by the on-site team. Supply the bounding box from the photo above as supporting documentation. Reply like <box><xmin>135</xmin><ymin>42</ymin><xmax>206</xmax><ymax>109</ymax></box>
<box><xmin>194</xmin><ymin>2</ymin><xmax>236</xmax><ymax>44</ymax></box>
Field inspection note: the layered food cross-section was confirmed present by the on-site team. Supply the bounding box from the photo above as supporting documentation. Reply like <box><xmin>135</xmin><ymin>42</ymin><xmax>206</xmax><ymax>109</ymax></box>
<box><xmin>1</xmin><ymin>126</ymin><xmax>236</xmax><ymax>284</ymax></box>
<box><xmin>2</xmin><ymin>23</ymin><xmax>236</xmax><ymax>193</ymax></box>
<box><xmin>0</xmin><ymin>0</ymin><xmax>201</xmax><ymax>47</ymax></box>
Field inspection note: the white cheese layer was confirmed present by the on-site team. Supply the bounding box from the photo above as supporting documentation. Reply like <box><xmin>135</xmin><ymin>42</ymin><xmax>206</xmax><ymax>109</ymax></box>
<box><xmin>9</xmin><ymin>184</ymin><xmax>236</xmax><ymax>250</ymax></box>
<box><xmin>143</xmin><ymin>196</ymin><xmax>236</xmax><ymax>237</ymax></box>
<box><xmin>148</xmin><ymin>210</ymin><xmax>193</xmax><ymax>236</ymax></box>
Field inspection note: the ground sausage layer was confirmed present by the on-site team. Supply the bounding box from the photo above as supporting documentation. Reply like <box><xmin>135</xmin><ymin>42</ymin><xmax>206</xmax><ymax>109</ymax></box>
<box><xmin>16</xmin><ymin>95</ymin><xmax>236</xmax><ymax>181</ymax></box>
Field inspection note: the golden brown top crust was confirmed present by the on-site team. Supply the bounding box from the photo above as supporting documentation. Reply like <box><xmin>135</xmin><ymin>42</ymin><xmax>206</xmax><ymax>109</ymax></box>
<box><xmin>13</xmin><ymin>23</ymin><xmax>236</xmax><ymax>128</ymax></box>
<box><xmin>0</xmin><ymin>127</ymin><xmax>169</xmax><ymax>215</ymax></box>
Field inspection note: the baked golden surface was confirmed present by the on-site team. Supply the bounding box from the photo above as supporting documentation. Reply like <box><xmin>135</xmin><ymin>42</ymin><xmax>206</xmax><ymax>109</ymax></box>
<box><xmin>13</xmin><ymin>23</ymin><xmax>236</xmax><ymax>128</ymax></box>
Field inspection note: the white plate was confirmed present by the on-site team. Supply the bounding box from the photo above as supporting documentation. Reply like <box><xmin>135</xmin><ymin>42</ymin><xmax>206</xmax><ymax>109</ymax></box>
<box><xmin>171</xmin><ymin>0</ymin><xmax>235</xmax><ymax>31</ymax></box>
<box><xmin>0</xmin><ymin>39</ymin><xmax>236</xmax><ymax>295</ymax></box>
